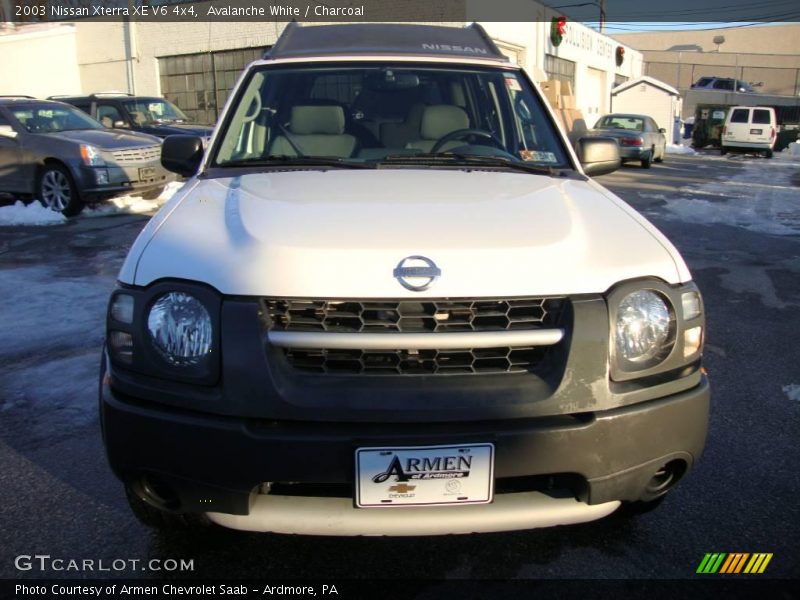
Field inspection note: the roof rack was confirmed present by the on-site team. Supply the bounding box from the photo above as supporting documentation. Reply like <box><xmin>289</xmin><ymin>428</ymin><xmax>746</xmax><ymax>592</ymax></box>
<box><xmin>265</xmin><ymin>23</ymin><xmax>508</xmax><ymax>63</ymax></box>
<box><xmin>0</xmin><ymin>95</ymin><xmax>36</xmax><ymax>99</ymax></box>
<box><xmin>90</xmin><ymin>92</ymin><xmax>134</xmax><ymax>97</ymax></box>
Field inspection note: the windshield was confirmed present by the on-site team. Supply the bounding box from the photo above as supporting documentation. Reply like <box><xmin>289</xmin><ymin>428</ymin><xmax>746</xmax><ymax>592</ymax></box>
<box><xmin>595</xmin><ymin>116</ymin><xmax>644</xmax><ymax>131</ymax></box>
<box><xmin>10</xmin><ymin>104</ymin><xmax>104</xmax><ymax>133</ymax></box>
<box><xmin>122</xmin><ymin>98</ymin><xmax>190</xmax><ymax>125</ymax></box>
<box><xmin>212</xmin><ymin>64</ymin><xmax>570</xmax><ymax>170</ymax></box>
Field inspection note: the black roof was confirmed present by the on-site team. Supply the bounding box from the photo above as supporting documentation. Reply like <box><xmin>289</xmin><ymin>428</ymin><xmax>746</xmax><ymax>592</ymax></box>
<box><xmin>265</xmin><ymin>23</ymin><xmax>508</xmax><ymax>62</ymax></box>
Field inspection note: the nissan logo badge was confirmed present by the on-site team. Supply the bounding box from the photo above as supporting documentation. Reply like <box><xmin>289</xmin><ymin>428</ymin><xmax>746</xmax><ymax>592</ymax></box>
<box><xmin>393</xmin><ymin>256</ymin><xmax>441</xmax><ymax>292</ymax></box>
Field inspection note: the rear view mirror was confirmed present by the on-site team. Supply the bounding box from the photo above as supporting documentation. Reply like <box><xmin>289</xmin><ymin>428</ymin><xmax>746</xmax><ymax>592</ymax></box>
<box><xmin>0</xmin><ymin>124</ymin><xmax>18</xmax><ymax>139</ymax></box>
<box><xmin>575</xmin><ymin>137</ymin><xmax>620</xmax><ymax>177</ymax></box>
<box><xmin>113</xmin><ymin>120</ymin><xmax>129</xmax><ymax>129</ymax></box>
<box><xmin>161</xmin><ymin>135</ymin><xmax>204</xmax><ymax>177</ymax></box>
<box><xmin>658</xmin><ymin>128</ymin><xmax>666</xmax><ymax>134</ymax></box>
<box><xmin>365</xmin><ymin>70</ymin><xmax>420</xmax><ymax>91</ymax></box>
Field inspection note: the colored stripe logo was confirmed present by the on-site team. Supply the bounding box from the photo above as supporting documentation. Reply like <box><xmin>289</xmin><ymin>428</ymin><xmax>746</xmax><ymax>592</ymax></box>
<box><xmin>697</xmin><ymin>553</ymin><xmax>773</xmax><ymax>574</ymax></box>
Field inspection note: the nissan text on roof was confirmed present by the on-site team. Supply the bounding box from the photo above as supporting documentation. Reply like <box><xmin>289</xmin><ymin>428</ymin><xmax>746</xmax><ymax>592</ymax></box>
<box><xmin>100</xmin><ymin>23</ymin><xmax>709</xmax><ymax>535</ymax></box>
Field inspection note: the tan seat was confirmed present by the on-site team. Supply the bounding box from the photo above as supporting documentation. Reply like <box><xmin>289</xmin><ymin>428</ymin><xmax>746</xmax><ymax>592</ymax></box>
<box><xmin>406</xmin><ymin>105</ymin><xmax>470</xmax><ymax>153</ymax></box>
<box><xmin>269</xmin><ymin>105</ymin><xmax>357</xmax><ymax>158</ymax></box>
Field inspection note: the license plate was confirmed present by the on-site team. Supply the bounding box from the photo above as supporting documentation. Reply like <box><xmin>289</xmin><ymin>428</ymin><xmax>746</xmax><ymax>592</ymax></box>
<box><xmin>139</xmin><ymin>167</ymin><xmax>156</xmax><ymax>180</ymax></box>
<box><xmin>750</xmin><ymin>129</ymin><xmax>763</xmax><ymax>135</ymax></box>
<box><xmin>355</xmin><ymin>443</ymin><xmax>494</xmax><ymax>507</ymax></box>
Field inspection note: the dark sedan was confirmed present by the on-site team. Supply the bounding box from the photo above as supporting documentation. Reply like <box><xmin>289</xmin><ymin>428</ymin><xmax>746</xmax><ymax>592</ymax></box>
<box><xmin>52</xmin><ymin>94</ymin><xmax>214</xmax><ymax>142</ymax></box>
<box><xmin>0</xmin><ymin>98</ymin><xmax>174</xmax><ymax>216</ymax></box>
<box><xmin>585</xmin><ymin>114</ymin><xmax>667</xmax><ymax>168</ymax></box>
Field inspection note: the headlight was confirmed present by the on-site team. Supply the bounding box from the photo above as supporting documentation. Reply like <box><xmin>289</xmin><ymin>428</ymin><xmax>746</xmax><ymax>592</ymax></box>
<box><xmin>80</xmin><ymin>144</ymin><xmax>105</xmax><ymax>166</ymax></box>
<box><xmin>147</xmin><ymin>292</ymin><xmax>213</xmax><ymax>366</ymax></box>
<box><xmin>614</xmin><ymin>290</ymin><xmax>674</xmax><ymax>367</ymax></box>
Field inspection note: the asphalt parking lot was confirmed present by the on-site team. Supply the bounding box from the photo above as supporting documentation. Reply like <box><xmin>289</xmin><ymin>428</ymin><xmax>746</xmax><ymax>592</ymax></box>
<box><xmin>1</xmin><ymin>152</ymin><xmax>798</xmax><ymax>588</ymax></box>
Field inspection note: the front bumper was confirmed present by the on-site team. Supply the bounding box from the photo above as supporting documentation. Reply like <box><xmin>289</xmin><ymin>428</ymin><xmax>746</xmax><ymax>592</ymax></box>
<box><xmin>100</xmin><ymin>362</ymin><xmax>709</xmax><ymax>535</ymax></box>
<box><xmin>75</xmin><ymin>164</ymin><xmax>173</xmax><ymax>198</ymax></box>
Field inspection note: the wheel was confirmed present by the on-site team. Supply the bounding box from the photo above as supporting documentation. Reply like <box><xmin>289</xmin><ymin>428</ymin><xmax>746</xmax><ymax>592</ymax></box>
<box><xmin>720</xmin><ymin>147</ymin><xmax>727</xmax><ymax>155</ymax></box>
<box><xmin>654</xmin><ymin>146</ymin><xmax>664</xmax><ymax>163</ymax></box>
<box><xmin>765</xmin><ymin>149</ymin><xmax>773</xmax><ymax>159</ymax></box>
<box><xmin>640</xmin><ymin>150</ymin><xmax>652</xmax><ymax>169</ymax></box>
<box><xmin>125</xmin><ymin>483</ymin><xmax>210</xmax><ymax>531</ymax></box>
<box><xmin>139</xmin><ymin>186</ymin><xmax>165</xmax><ymax>200</ymax></box>
<box><xmin>38</xmin><ymin>164</ymin><xmax>83</xmax><ymax>216</ymax></box>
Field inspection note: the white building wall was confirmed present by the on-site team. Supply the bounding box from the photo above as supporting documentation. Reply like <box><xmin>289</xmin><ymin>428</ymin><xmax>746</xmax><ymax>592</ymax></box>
<box><xmin>0</xmin><ymin>25</ymin><xmax>81</xmax><ymax>97</ymax></box>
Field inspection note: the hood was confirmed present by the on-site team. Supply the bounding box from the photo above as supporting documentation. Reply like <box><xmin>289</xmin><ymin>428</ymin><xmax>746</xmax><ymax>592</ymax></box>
<box><xmin>137</xmin><ymin>123</ymin><xmax>214</xmax><ymax>138</ymax></box>
<box><xmin>45</xmin><ymin>129</ymin><xmax>160</xmax><ymax>148</ymax></box>
<box><xmin>123</xmin><ymin>169</ymin><xmax>689</xmax><ymax>297</ymax></box>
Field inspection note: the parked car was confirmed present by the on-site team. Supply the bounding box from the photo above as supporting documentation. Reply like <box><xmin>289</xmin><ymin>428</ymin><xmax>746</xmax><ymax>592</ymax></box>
<box><xmin>691</xmin><ymin>77</ymin><xmax>755</xmax><ymax>93</ymax></box>
<box><xmin>721</xmin><ymin>106</ymin><xmax>778</xmax><ymax>158</ymax></box>
<box><xmin>100</xmin><ymin>23</ymin><xmax>708</xmax><ymax>536</ymax></box>
<box><xmin>51</xmin><ymin>93</ymin><xmax>213</xmax><ymax>142</ymax></box>
<box><xmin>0</xmin><ymin>97</ymin><xmax>174</xmax><ymax>215</ymax></box>
<box><xmin>586</xmin><ymin>113</ymin><xmax>667</xmax><ymax>168</ymax></box>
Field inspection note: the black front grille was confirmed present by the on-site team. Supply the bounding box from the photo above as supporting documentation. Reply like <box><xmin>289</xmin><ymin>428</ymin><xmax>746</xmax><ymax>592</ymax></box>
<box><xmin>264</xmin><ymin>297</ymin><xmax>565</xmax><ymax>333</ymax></box>
<box><xmin>263</xmin><ymin>297</ymin><xmax>568</xmax><ymax>376</ymax></box>
<box><xmin>284</xmin><ymin>346</ymin><xmax>550</xmax><ymax>375</ymax></box>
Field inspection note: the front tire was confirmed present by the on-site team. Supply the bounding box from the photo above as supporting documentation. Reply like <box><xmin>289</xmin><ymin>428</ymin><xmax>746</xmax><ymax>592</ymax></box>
<box><xmin>654</xmin><ymin>145</ymin><xmax>665</xmax><ymax>163</ymax></box>
<box><xmin>640</xmin><ymin>150</ymin><xmax>653</xmax><ymax>169</ymax></box>
<box><xmin>765</xmin><ymin>149</ymin><xmax>773</xmax><ymax>159</ymax></box>
<box><xmin>38</xmin><ymin>164</ymin><xmax>84</xmax><ymax>216</ymax></box>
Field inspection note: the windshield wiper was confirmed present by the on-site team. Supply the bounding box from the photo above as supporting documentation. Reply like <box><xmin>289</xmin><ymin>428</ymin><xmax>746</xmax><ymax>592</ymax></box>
<box><xmin>219</xmin><ymin>155</ymin><xmax>376</xmax><ymax>170</ymax></box>
<box><xmin>379</xmin><ymin>152</ymin><xmax>566</xmax><ymax>176</ymax></box>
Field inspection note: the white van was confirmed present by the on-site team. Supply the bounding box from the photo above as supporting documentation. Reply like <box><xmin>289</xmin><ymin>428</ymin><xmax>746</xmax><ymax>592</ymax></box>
<box><xmin>721</xmin><ymin>106</ymin><xmax>778</xmax><ymax>158</ymax></box>
<box><xmin>100</xmin><ymin>23</ymin><xmax>709</xmax><ymax>536</ymax></box>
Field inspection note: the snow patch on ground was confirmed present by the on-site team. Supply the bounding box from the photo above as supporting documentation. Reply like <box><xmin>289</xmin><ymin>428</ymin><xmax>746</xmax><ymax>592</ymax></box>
<box><xmin>782</xmin><ymin>384</ymin><xmax>800</xmax><ymax>402</ymax></box>
<box><xmin>0</xmin><ymin>201</ymin><xmax>66</xmax><ymax>226</ymax></box>
<box><xmin>0</xmin><ymin>181</ymin><xmax>185</xmax><ymax>225</ymax></box>
<box><xmin>777</xmin><ymin>141</ymin><xmax>800</xmax><ymax>160</ymax></box>
<box><xmin>82</xmin><ymin>181</ymin><xmax>185</xmax><ymax>218</ymax></box>
<box><xmin>666</xmin><ymin>143</ymin><xmax>697</xmax><ymax>155</ymax></box>
<box><xmin>658</xmin><ymin>157</ymin><xmax>800</xmax><ymax>236</ymax></box>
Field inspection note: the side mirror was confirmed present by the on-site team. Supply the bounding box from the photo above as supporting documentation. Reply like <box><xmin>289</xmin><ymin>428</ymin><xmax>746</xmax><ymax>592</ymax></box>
<box><xmin>658</xmin><ymin>128</ymin><xmax>667</xmax><ymax>134</ymax></box>
<box><xmin>113</xmin><ymin>120</ymin><xmax>129</xmax><ymax>129</ymax></box>
<box><xmin>0</xmin><ymin>124</ymin><xmax>18</xmax><ymax>139</ymax></box>
<box><xmin>161</xmin><ymin>135</ymin><xmax>204</xmax><ymax>177</ymax></box>
<box><xmin>575</xmin><ymin>137</ymin><xmax>620</xmax><ymax>177</ymax></box>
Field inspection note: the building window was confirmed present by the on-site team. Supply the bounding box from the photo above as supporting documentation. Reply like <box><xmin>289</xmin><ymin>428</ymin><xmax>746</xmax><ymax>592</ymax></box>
<box><xmin>158</xmin><ymin>47</ymin><xmax>267</xmax><ymax>125</ymax></box>
<box><xmin>614</xmin><ymin>74</ymin><xmax>629</xmax><ymax>87</ymax></box>
<box><xmin>544</xmin><ymin>54</ymin><xmax>575</xmax><ymax>89</ymax></box>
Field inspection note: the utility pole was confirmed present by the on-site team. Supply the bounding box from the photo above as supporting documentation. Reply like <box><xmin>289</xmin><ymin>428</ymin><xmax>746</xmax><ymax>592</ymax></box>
<box><xmin>599</xmin><ymin>0</ymin><xmax>606</xmax><ymax>33</ymax></box>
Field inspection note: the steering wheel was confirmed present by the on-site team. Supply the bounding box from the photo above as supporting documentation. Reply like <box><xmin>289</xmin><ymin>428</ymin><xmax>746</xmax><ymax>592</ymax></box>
<box><xmin>429</xmin><ymin>128</ymin><xmax>504</xmax><ymax>154</ymax></box>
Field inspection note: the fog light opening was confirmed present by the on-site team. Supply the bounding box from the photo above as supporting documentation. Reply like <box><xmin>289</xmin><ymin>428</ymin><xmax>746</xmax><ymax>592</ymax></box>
<box><xmin>645</xmin><ymin>460</ymin><xmax>686</xmax><ymax>496</ymax></box>
<box><xmin>137</xmin><ymin>475</ymin><xmax>180</xmax><ymax>511</ymax></box>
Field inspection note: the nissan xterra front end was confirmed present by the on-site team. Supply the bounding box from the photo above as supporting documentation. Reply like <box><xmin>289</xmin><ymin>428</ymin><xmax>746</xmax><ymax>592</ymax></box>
<box><xmin>99</xmin><ymin>23</ymin><xmax>709</xmax><ymax>535</ymax></box>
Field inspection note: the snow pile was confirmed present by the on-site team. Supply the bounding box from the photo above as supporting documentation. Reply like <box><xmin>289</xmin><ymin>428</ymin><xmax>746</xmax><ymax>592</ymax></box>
<box><xmin>779</xmin><ymin>141</ymin><xmax>800</xmax><ymax>158</ymax></box>
<box><xmin>666</xmin><ymin>143</ymin><xmax>697</xmax><ymax>155</ymax></box>
<box><xmin>0</xmin><ymin>200</ymin><xmax>66</xmax><ymax>226</ymax></box>
<box><xmin>83</xmin><ymin>181</ymin><xmax>185</xmax><ymax>218</ymax></box>
<box><xmin>658</xmin><ymin>157</ymin><xmax>800</xmax><ymax>236</ymax></box>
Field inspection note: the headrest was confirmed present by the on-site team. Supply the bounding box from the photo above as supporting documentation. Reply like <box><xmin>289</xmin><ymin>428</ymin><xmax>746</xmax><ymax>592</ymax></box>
<box><xmin>290</xmin><ymin>105</ymin><xmax>346</xmax><ymax>135</ymax></box>
<box><xmin>420</xmin><ymin>105</ymin><xmax>469</xmax><ymax>140</ymax></box>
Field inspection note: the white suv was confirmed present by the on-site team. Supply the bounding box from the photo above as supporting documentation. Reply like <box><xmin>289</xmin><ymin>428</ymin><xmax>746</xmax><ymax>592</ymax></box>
<box><xmin>100</xmin><ymin>23</ymin><xmax>709</xmax><ymax>536</ymax></box>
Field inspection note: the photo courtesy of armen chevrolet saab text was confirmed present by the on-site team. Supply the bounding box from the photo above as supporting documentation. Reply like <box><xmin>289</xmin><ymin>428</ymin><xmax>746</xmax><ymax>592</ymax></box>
<box><xmin>99</xmin><ymin>23</ymin><xmax>709</xmax><ymax>536</ymax></box>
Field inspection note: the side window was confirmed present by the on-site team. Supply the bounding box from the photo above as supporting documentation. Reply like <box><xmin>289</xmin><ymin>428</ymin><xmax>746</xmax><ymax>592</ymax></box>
<box><xmin>74</xmin><ymin>103</ymin><xmax>91</xmax><ymax>115</ymax></box>
<box><xmin>0</xmin><ymin>112</ymin><xmax>10</xmax><ymax>127</ymax></box>
<box><xmin>713</xmin><ymin>80</ymin><xmax>734</xmax><ymax>90</ymax></box>
<box><xmin>97</xmin><ymin>104</ymin><xmax>125</xmax><ymax>128</ymax></box>
<box><xmin>752</xmin><ymin>110</ymin><xmax>771</xmax><ymax>125</ymax></box>
<box><xmin>730</xmin><ymin>109</ymin><xmax>750</xmax><ymax>124</ymax></box>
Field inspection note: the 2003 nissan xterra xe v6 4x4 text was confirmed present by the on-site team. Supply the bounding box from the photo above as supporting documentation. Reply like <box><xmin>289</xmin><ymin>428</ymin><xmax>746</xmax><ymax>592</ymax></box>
<box><xmin>100</xmin><ymin>23</ymin><xmax>709</xmax><ymax>535</ymax></box>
